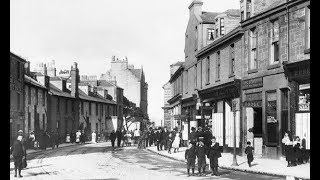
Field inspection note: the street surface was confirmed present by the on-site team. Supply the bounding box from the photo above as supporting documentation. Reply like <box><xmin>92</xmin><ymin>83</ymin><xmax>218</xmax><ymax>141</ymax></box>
<box><xmin>10</xmin><ymin>142</ymin><xmax>285</xmax><ymax>180</ymax></box>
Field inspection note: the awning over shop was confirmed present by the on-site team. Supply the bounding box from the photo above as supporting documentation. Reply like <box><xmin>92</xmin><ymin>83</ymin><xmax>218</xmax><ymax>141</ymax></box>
<box><xmin>283</xmin><ymin>59</ymin><xmax>310</xmax><ymax>84</ymax></box>
<box><xmin>198</xmin><ymin>79</ymin><xmax>241</xmax><ymax>101</ymax></box>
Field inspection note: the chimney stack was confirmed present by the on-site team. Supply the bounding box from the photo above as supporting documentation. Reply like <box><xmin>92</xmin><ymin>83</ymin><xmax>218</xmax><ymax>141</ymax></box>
<box><xmin>71</xmin><ymin>62</ymin><xmax>79</xmax><ymax>98</ymax></box>
<box><xmin>44</xmin><ymin>64</ymin><xmax>48</xmax><ymax>76</ymax></box>
<box><xmin>188</xmin><ymin>0</ymin><xmax>203</xmax><ymax>17</ymax></box>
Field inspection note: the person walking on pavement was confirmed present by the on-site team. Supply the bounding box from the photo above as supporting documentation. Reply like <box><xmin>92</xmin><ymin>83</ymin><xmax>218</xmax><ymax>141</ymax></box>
<box><xmin>160</xmin><ymin>128</ymin><xmax>166</xmax><ymax>151</ymax></box>
<box><xmin>245</xmin><ymin>141</ymin><xmax>254</xmax><ymax>167</ymax></box>
<box><xmin>163</xmin><ymin>127</ymin><xmax>169</xmax><ymax>150</ymax></box>
<box><xmin>207</xmin><ymin>136</ymin><xmax>221</xmax><ymax>176</ymax></box>
<box><xmin>196</xmin><ymin>137</ymin><xmax>207</xmax><ymax>176</ymax></box>
<box><xmin>71</xmin><ymin>131</ymin><xmax>76</xmax><ymax>144</ymax></box>
<box><xmin>110</xmin><ymin>130</ymin><xmax>117</xmax><ymax>148</ymax></box>
<box><xmin>10</xmin><ymin>133</ymin><xmax>26</xmax><ymax>178</ymax></box>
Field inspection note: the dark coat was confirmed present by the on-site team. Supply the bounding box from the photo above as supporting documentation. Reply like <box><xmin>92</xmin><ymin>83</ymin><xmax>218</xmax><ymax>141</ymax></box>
<box><xmin>155</xmin><ymin>131</ymin><xmax>160</xmax><ymax>141</ymax></box>
<box><xmin>160</xmin><ymin>131</ymin><xmax>167</xmax><ymax>142</ymax></box>
<box><xmin>167</xmin><ymin>136</ymin><xmax>173</xmax><ymax>148</ymax></box>
<box><xmin>207</xmin><ymin>142</ymin><xmax>221</xmax><ymax>159</ymax></box>
<box><xmin>11</xmin><ymin>140</ymin><xmax>25</xmax><ymax>157</ymax></box>
<box><xmin>116</xmin><ymin>131</ymin><xmax>122</xmax><ymax>139</ymax></box>
<box><xmin>245</xmin><ymin>146</ymin><xmax>254</xmax><ymax>162</ymax></box>
<box><xmin>189</xmin><ymin>131</ymin><xmax>197</xmax><ymax>142</ymax></box>
<box><xmin>110</xmin><ymin>132</ymin><xmax>117</xmax><ymax>141</ymax></box>
<box><xmin>185</xmin><ymin>146</ymin><xmax>197</xmax><ymax>160</ymax></box>
<box><xmin>196</xmin><ymin>145</ymin><xmax>207</xmax><ymax>159</ymax></box>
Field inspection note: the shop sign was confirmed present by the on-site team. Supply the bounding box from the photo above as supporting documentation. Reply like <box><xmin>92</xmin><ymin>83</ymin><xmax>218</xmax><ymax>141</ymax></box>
<box><xmin>245</xmin><ymin>92</ymin><xmax>262</xmax><ymax>101</ymax></box>
<box><xmin>208</xmin><ymin>86</ymin><xmax>239</xmax><ymax>100</ymax></box>
<box><xmin>289</xmin><ymin>67</ymin><xmax>310</xmax><ymax>79</ymax></box>
<box><xmin>299</xmin><ymin>103</ymin><xmax>310</xmax><ymax>111</ymax></box>
<box><xmin>242</xmin><ymin>77</ymin><xmax>263</xmax><ymax>90</ymax></box>
<box><xmin>243</xmin><ymin>100</ymin><xmax>262</xmax><ymax>107</ymax></box>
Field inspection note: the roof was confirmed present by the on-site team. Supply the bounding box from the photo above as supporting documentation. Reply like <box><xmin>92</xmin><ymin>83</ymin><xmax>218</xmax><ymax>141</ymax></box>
<box><xmin>10</xmin><ymin>52</ymin><xmax>27</xmax><ymax>62</ymax></box>
<box><xmin>97</xmin><ymin>80</ymin><xmax>123</xmax><ymax>89</ymax></box>
<box><xmin>50</xmin><ymin>76</ymin><xmax>68</xmax><ymax>81</ymax></box>
<box><xmin>171</xmin><ymin>61</ymin><xmax>184</xmax><ymax>66</ymax></box>
<box><xmin>129</xmin><ymin>69</ymin><xmax>142</xmax><ymax>79</ymax></box>
<box><xmin>78</xmin><ymin>89</ymin><xmax>116</xmax><ymax>104</ymax></box>
<box><xmin>24</xmin><ymin>75</ymin><xmax>47</xmax><ymax>90</ymax></box>
<box><xmin>49</xmin><ymin>83</ymin><xmax>74</xmax><ymax>99</ymax></box>
<box><xmin>200</xmin><ymin>12</ymin><xmax>220</xmax><ymax>23</ymax></box>
<box><xmin>224</xmin><ymin>9</ymin><xmax>240</xmax><ymax>17</ymax></box>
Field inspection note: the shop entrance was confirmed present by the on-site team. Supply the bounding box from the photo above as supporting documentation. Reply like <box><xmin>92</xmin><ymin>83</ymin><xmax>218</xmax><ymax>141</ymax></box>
<box><xmin>246</xmin><ymin>107</ymin><xmax>263</xmax><ymax>156</ymax></box>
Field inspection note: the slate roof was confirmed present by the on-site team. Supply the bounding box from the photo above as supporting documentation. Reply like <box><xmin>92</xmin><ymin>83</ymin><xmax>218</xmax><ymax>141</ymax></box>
<box><xmin>171</xmin><ymin>61</ymin><xmax>184</xmax><ymax>66</ymax></box>
<box><xmin>49</xmin><ymin>83</ymin><xmax>74</xmax><ymax>99</ymax></box>
<box><xmin>78</xmin><ymin>89</ymin><xmax>116</xmax><ymax>104</ymax></box>
<box><xmin>24</xmin><ymin>75</ymin><xmax>47</xmax><ymax>90</ymax></box>
<box><xmin>50</xmin><ymin>76</ymin><xmax>68</xmax><ymax>81</ymax></box>
<box><xmin>200</xmin><ymin>12</ymin><xmax>220</xmax><ymax>23</ymax></box>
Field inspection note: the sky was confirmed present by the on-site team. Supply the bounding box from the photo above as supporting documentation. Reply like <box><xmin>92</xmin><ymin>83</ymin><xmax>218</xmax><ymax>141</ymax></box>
<box><xmin>10</xmin><ymin>0</ymin><xmax>239</xmax><ymax>126</ymax></box>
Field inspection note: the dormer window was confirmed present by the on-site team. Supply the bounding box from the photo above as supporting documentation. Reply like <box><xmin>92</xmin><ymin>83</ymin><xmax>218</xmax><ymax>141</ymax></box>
<box><xmin>220</xmin><ymin>18</ymin><xmax>225</xmax><ymax>35</ymax></box>
<box><xmin>208</xmin><ymin>29</ymin><xmax>215</xmax><ymax>40</ymax></box>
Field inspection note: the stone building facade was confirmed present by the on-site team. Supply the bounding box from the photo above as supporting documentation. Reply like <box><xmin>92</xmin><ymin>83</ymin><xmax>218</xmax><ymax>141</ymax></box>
<box><xmin>100</xmin><ymin>56</ymin><xmax>148</xmax><ymax>129</ymax></box>
<box><xmin>10</xmin><ymin>52</ymin><xmax>26</xmax><ymax>145</ymax></box>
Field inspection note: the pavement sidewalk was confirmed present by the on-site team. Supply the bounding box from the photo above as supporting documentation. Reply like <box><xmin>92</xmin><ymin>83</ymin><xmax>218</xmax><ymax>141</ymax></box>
<box><xmin>146</xmin><ymin>146</ymin><xmax>310</xmax><ymax>180</ymax></box>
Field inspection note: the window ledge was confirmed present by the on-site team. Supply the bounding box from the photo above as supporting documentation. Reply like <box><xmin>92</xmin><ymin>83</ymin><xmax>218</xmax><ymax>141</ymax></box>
<box><xmin>229</xmin><ymin>74</ymin><xmax>235</xmax><ymax>78</ymax></box>
<box><xmin>267</xmin><ymin>63</ymin><xmax>281</xmax><ymax>70</ymax></box>
<box><xmin>304</xmin><ymin>48</ymin><xmax>310</xmax><ymax>54</ymax></box>
<box><xmin>247</xmin><ymin>69</ymin><xmax>258</xmax><ymax>74</ymax></box>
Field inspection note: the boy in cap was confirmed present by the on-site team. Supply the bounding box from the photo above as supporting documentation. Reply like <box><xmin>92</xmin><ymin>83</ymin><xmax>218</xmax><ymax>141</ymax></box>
<box><xmin>207</xmin><ymin>136</ymin><xmax>221</xmax><ymax>176</ymax></box>
<box><xmin>196</xmin><ymin>137</ymin><xmax>207</xmax><ymax>176</ymax></box>
<box><xmin>245</xmin><ymin>141</ymin><xmax>254</xmax><ymax>167</ymax></box>
<box><xmin>185</xmin><ymin>141</ymin><xmax>197</xmax><ymax>176</ymax></box>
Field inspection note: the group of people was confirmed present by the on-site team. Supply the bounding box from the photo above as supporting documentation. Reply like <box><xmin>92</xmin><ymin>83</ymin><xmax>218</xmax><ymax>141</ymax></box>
<box><xmin>282</xmin><ymin>131</ymin><xmax>309</xmax><ymax>167</ymax></box>
<box><xmin>26</xmin><ymin>130</ymin><xmax>60</xmax><ymax>151</ymax></box>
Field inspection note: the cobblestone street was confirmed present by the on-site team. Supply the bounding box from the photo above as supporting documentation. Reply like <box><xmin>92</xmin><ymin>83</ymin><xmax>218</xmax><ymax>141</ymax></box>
<box><xmin>10</xmin><ymin>142</ymin><xmax>285</xmax><ymax>180</ymax></box>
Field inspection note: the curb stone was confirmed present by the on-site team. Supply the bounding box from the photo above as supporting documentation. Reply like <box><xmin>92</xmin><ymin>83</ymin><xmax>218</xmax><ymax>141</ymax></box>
<box><xmin>146</xmin><ymin>148</ymin><xmax>310</xmax><ymax>180</ymax></box>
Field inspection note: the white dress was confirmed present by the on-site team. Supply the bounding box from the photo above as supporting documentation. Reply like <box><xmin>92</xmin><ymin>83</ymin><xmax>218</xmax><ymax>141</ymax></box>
<box><xmin>172</xmin><ymin>135</ymin><xmax>180</xmax><ymax>149</ymax></box>
<box><xmin>91</xmin><ymin>132</ymin><xmax>96</xmax><ymax>143</ymax></box>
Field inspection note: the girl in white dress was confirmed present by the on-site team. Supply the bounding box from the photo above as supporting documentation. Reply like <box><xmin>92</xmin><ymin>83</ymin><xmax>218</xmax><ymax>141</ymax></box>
<box><xmin>172</xmin><ymin>133</ymin><xmax>181</xmax><ymax>153</ymax></box>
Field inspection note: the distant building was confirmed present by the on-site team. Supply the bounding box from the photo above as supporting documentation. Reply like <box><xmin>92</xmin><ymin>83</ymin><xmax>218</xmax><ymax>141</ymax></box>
<box><xmin>100</xmin><ymin>56</ymin><xmax>148</xmax><ymax>129</ymax></box>
<box><xmin>10</xmin><ymin>52</ymin><xmax>26</xmax><ymax>145</ymax></box>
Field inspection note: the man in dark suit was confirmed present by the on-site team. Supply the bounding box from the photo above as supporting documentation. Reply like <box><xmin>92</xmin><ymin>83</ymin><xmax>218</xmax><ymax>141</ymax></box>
<box><xmin>109</xmin><ymin>130</ymin><xmax>117</xmax><ymax>148</ymax></box>
<box><xmin>149</xmin><ymin>128</ymin><xmax>154</xmax><ymax>146</ymax></box>
<box><xmin>155</xmin><ymin>128</ymin><xmax>162</xmax><ymax>151</ymax></box>
<box><xmin>10</xmin><ymin>134</ymin><xmax>26</xmax><ymax>177</ymax></box>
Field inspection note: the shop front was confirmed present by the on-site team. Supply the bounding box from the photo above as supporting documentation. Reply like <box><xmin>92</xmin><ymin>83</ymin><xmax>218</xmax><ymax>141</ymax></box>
<box><xmin>283</xmin><ymin>60</ymin><xmax>310</xmax><ymax>153</ymax></box>
<box><xmin>242</xmin><ymin>72</ymin><xmax>292</xmax><ymax>159</ymax></box>
<box><xmin>181</xmin><ymin>95</ymin><xmax>197</xmax><ymax>143</ymax></box>
<box><xmin>198</xmin><ymin>79</ymin><xmax>242</xmax><ymax>154</ymax></box>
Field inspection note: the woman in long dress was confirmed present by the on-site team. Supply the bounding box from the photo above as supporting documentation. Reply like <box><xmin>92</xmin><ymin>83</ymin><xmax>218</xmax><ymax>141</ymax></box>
<box><xmin>172</xmin><ymin>133</ymin><xmax>181</xmax><ymax>153</ymax></box>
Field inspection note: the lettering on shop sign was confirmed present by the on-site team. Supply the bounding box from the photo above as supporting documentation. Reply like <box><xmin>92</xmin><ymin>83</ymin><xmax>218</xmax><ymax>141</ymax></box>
<box><xmin>243</xmin><ymin>100</ymin><xmax>262</xmax><ymax>107</ymax></box>
<box><xmin>210</xmin><ymin>86</ymin><xmax>239</xmax><ymax>100</ymax></box>
<box><xmin>242</xmin><ymin>77</ymin><xmax>263</xmax><ymax>90</ymax></box>
<box><xmin>245</xmin><ymin>92</ymin><xmax>262</xmax><ymax>101</ymax></box>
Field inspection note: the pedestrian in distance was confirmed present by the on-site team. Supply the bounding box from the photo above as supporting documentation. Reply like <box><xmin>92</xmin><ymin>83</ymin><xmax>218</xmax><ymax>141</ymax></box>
<box><xmin>80</xmin><ymin>130</ymin><xmax>86</xmax><ymax>144</ymax></box>
<box><xmin>172</xmin><ymin>132</ymin><xmax>181</xmax><ymax>153</ymax></box>
<box><xmin>50</xmin><ymin>130</ymin><xmax>56</xmax><ymax>150</ymax></box>
<box><xmin>145</xmin><ymin>129</ymin><xmax>150</xmax><ymax>147</ymax></box>
<box><xmin>110</xmin><ymin>130</ymin><xmax>117</xmax><ymax>148</ymax></box>
<box><xmin>196</xmin><ymin>137</ymin><xmax>207</xmax><ymax>176</ymax></box>
<box><xmin>160</xmin><ymin>128</ymin><xmax>166</xmax><ymax>150</ymax></box>
<box><xmin>163</xmin><ymin>127</ymin><xmax>169</xmax><ymax>150</ymax></box>
<box><xmin>76</xmin><ymin>130</ymin><xmax>81</xmax><ymax>144</ymax></box>
<box><xmin>185</xmin><ymin>142</ymin><xmax>197</xmax><ymax>177</ymax></box>
<box><xmin>155</xmin><ymin>128</ymin><xmax>161</xmax><ymax>151</ymax></box>
<box><xmin>10</xmin><ymin>134</ymin><xmax>26</xmax><ymax>178</ymax></box>
<box><xmin>28</xmin><ymin>131</ymin><xmax>35</xmax><ymax>150</ymax></box>
<box><xmin>116</xmin><ymin>129</ymin><xmax>122</xmax><ymax>147</ymax></box>
<box><xmin>149</xmin><ymin>127</ymin><xmax>154</xmax><ymax>147</ymax></box>
<box><xmin>207</xmin><ymin>136</ymin><xmax>221</xmax><ymax>176</ymax></box>
<box><xmin>167</xmin><ymin>132</ymin><xmax>173</xmax><ymax>154</ymax></box>
<box><xmin>91</xmin><ymin>131</ymin><xmax>97</xmax><ymax>143</ymax></box>
<box><xmin>245</xmin><ymin>141</ymin><xmax>254</xmax><ymax>167</ymax></box>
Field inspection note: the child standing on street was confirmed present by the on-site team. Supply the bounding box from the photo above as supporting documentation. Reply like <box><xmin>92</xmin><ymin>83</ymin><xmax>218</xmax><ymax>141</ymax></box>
<box><xmin>185</xmin><ymin>142</ymin><xmax>197</xmax><ymax>176</ymax></box>
<box><xmin>172</xmin><ymin>133</ymin><xmax>181</xmax><ymax>153</ymax></box>
<box><xmin>196</xmin><ymin>137</ymin><xmax>207</xmax><ymax>176</ymax></box>
<box><xmin>207</xmin><ymin>136</ymin><xmax>221</xmax><ymax>176</ymax></box>
<box><xmin>245</xmin><ymin>141</ymin><xmax>254</xmax><ymax>167</ymax></box>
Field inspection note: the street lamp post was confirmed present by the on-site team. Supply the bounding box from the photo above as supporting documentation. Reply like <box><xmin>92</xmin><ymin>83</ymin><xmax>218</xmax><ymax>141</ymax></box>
<box><xmin>232</xmin><ymin>100</ymin><xmax>239</xmax><ymax>166</ymax></box>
